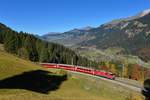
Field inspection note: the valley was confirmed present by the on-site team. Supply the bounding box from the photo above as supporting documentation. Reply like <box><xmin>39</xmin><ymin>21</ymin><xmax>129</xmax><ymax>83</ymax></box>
<box><xmin>41</xmin><ymin>9</ymin><xmax>150</xmax><ymax>63</ymax></box>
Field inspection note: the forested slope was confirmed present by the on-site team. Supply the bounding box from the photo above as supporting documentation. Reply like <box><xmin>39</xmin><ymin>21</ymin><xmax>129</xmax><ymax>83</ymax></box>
<box><xmin>0</xmin><ymin>23</ymin><xmax>98</xmax><ymax>67</ymax></box>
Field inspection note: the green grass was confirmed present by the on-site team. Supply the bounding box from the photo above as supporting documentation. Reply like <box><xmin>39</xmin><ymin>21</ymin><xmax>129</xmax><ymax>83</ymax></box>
<box><xmin>0</xmin><ymin>46</ymin><xmax>144</xmax><ymax>100</ymax></box>
<box><xmin>78</xmin><ymin>48</ymin><xmax>107</xmax><ymax>61</ymax></box>
<box><xmin>104</xmin><ymin>47</ymin><xmax>124</xmax><ymax>55</ymax></box>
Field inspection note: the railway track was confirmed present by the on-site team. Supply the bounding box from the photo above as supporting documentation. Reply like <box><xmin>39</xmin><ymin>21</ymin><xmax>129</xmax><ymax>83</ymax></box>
<box><xmin>40</xmin><ymin>63</ymin><xmax>143</xmax><ymax>92</ymax></box>
<box><xmin>67</xmin><ymin>70</ymin><xmax>142</xmax><ymax>92</ymax></box>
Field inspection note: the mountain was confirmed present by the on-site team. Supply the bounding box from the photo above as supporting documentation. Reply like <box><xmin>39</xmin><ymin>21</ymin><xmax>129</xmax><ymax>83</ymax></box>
<box><xmin>104</xmin><ymin>9</ymin><xmax>150</xmax><ymax>25</ymax></box>
<box><xmin>78</xmin><ymin>9</ymin><xmax>150</xmax><ymax>62</ymax></box>
<box><xmin>42</xmin><ymin>9</ymin><xmax>150</xmax><ymax>62</ymax></box>
<box><xmin>41</xmin><ymin>26</ymin><xmax>94</xmax><ymax>46</ymax></box>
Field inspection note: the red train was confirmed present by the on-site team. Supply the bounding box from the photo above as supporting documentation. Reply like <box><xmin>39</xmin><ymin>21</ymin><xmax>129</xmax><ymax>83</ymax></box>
<box><xmin>40</xmin><ymin>63</ymin><xmax>115</xmax><ymax>80</ymax></box>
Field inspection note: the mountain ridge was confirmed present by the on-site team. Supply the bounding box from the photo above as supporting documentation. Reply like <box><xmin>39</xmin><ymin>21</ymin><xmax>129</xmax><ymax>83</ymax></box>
<box><xmin>41</xmin><ymin>9</ymin><xmax>150</xmax><ymax>62</ymax></box>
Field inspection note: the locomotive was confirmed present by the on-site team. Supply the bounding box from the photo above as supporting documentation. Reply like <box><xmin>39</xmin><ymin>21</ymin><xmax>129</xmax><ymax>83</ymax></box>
<box><xmin>40</xmin><ymin>63</ymin><xmax>115</xmax><ymax>80</ymax></box>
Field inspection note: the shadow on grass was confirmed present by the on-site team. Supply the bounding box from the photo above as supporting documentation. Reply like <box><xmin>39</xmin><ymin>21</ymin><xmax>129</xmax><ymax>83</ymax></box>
<box><xmin>0</xmin><ymin>70</ymin><xmax>67</xmax><ymax>94</ymax></box>
<box><xmin>142</xmin><ymin>79</ymin><xmax>150</xmax><ymax>100</ymax></box>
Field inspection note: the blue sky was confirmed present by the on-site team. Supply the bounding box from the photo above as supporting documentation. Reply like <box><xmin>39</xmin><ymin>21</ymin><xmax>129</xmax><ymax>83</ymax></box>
<box><xmin>0</xmin><ymin>0</ymin><xmax>150</xmax><ymax>35</ymax></box>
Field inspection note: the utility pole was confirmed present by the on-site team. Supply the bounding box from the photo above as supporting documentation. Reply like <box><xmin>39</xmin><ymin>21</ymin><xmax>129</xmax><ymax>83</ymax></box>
<box><xmin>72</xmin><ymin>57</ymin><xmax>73</xmax><ymax>65</ymax></box>
<box><xmin>90</xmin><ymin>61</ymin><xmax>91</xmax><ymax>69</ymax></box>
<box><xmin>122</xmin><ymin>64</ymin><xmax>124</xmax><ymax>78</ymax></box>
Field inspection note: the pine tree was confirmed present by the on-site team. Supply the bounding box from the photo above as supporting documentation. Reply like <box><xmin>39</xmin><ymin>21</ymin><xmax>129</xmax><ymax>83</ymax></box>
<box><xmin>40</xmin><ymin>46</ymin><xmax>49</xmax><ymax>62</ymax></box>
<box><xmin>24</xmin><ymin>36</ymin><xmax>38</xmax><ymax>61</ymax></box>
<box><xmin>4</xmin><ymin>32</ymin><xmax>19</xmax><ymax>54</ymax></box>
